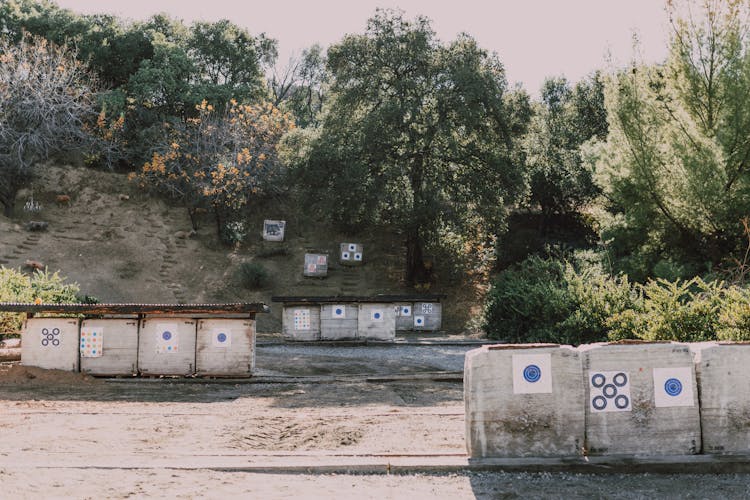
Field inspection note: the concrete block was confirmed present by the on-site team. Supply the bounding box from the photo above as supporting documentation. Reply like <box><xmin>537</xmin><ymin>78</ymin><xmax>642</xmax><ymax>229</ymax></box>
<box><xmin>80</xmin><ymin>318</ymin><xmax>138</xmax><ymax>376</ymax></box>
<box><xmin>303</xmin><ymin>253</ymin><xmax>328</xmax><ymax>277</ymax></box>
<box><xmin>138</xmin><ymin>317</ymin><xmax>196</xmax><ymax>375</ymax></box>
<box><xmin>340</xmin><ymin>242</ymin><xmax>364</xmax><ymax>266</ymax></box>
<box><xmin>21</xmin><ymin>317</ymin><xmax>80</xmax><ymax>371</ymax></box>
<box><xmin>581</xmin><ymin>342</ymin><xmax>700</xmax><ymax>456</ymax></box>
<box><xmin>320</xmin><ymin>304</ymin><xmax>358</xmax><ymax>340</ymax></box>
<box><xmin>464</xmin><ymin>344</ymin><xmax>585</xmax><ymax>458</ymax></box>
<box><xmin>693</xmin><ymin>343</ymin><xmax>750</xmax><ymax>454</ymax></box>
<box><xmin>413</xmin><ymin>302</ymin><xmax>441</xmax><ymax>331</ymax></box>
<box><xmin>195</xmin><ymin>318</ymin><xmax>255</xmax><ymax>377</ymax></box>
<box><xmin>357</xmin><ymin>303</ymin><xmax>395</xmax><ymax>341</ymax></box>
<box><xmin>395</xmin><ymin>303</ymin><xmax>414</xmax><ymax>331</ymax></box>
<box><xmin>282</xmin><ymin>305</ymin><xmax>321</xmax><ymax>341</ymax></box>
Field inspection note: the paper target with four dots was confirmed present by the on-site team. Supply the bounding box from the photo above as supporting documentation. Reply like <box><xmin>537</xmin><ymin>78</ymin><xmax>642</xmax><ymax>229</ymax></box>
<box><xmin>653</xmin><ymin>367</ymin><xmax>694</xmax><ymax>407</ymax></box>
<box><xmin>40</xmin><ymin>326</ymin><xmax>62</xmax><ymax>347</ymax></box>
<box><xmin>589</xmin><ymin>371</ymin><xmax>631</xmax><ymax>412</ymax></box>
<box><xmin>512</xmin><ymin>353</ymin><xmax>553</xmax><ymax>394</ymax></box>
<box><xmin>156</xmin><ymin>323</ymin><xmax>179</xmax><ymax>353</ymax></box>
<box><xmin>211</xmin><ymin>329</ymin><xmax>232</xmax><ymax>348</ymax></box>
<box><xmin>80</xmin><ymin>327</ymin><xmax>104</xmax><ymax>357</ymax></box>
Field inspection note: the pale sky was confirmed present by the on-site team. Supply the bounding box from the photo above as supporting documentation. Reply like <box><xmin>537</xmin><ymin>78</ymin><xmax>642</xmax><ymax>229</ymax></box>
<box><xmin>54</xmin><ymin>0</ymin><xmax>671</xmax><ymax>94</ymax></box>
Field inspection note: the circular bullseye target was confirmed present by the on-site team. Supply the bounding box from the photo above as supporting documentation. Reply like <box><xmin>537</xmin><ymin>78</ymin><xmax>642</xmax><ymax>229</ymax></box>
<box><xmin>41</xmin><ymin>338</ymin><xmax>49</xmax><ymax>346</ymax></box>
<box><xmin>603</xmin><ymin>383</ymin><xmax>617</xmax><ymax>398</ymax></box>
<box><xmin>523</xmin><ymin>364</ymin><xmax>542</xmax><ymax>383</ymax></box>
<box><xmin>217</xmin><ymin>333</ymin><xmax>227</xmax><ymax>343</ymax></box>
<box><xmin>615</xmin><ymin>395</ymin><xmax>630</xmax><ymax>409</ymax></box>
<box><xmin>592</xmin><ymin>396</ymin><xmax>607</xmax><ymax>410</ymax></box>
<box><xmin>162</xmin><ymin>331</ymin><xmax>172</xmax><ymax>341</ymax></box>
<box><xmin>591</xmin><ymin>373</ymin><xmax>605</xmax><ymax>388</ymax></box>
<box><xmin>664</xmin><ymin>378</ymin><xmax>683</xmax><ymax>397</ymax></box>
<box><xmin>613</xmin><ymin>372</ymin><xmax>628</xmax><ymax>387</ymax></box>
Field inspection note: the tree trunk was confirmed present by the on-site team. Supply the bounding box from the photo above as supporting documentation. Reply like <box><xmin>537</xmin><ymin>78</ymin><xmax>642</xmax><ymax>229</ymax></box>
<box><xmin>187</xmin><ymin>207</ymin><xmax>199</xmax><ymax>231</ymax></box>
<box><xmin>405</xmin><ymin>229</ymin><xmax>428</xmax><ymax>285</ymax></box>
<box><xmin>0</xmin><ymin>191</ymin><xmax>15</xmax><ymax>218</ymax></box>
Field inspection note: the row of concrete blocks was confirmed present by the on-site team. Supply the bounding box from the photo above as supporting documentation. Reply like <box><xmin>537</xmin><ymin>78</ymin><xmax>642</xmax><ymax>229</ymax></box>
<box><xmin>465</xmin><ymin>342</ymin><xmax>750</xmax><ymax>458</ymax></box>
<box><xmin>281</xmin><ymin>302</ymin><xmax>442</xmax><ymax>341</ymax></box>
<box><xmin>21</xmin><ymin>316</ymin><xmax>255</xmax><ymax>377</ymax></box>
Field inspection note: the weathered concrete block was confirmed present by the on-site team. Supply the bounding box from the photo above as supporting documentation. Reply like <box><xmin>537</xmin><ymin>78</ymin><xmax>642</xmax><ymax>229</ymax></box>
<box><xmin>138</xmin><ymin>317</ymin><xmax>196</xmax><ymax>376</ymax></box>
<box><xmin>282</xmin><ymin>305</ymin><xmax>321</xmax><ymax>341</ymax></box>
<box><xmin>581</xmin><ymin>342</ymin><xmax>700</xmax><ymax>456</ymax></box>
<box><xmin>693</xmin><ymin>342</ymin><xmax>750</xmax><ymax>454</ymax></box>
<box><xmin>413</xmin><ymin>302</ymin><xmax>441</xmax><ymax>331</ymax></box>
<box><xmin>464</xmin><ymin>344</ymin><xmax>585</xmax><ymax>458</ymax></box>
<box><xmin>394</xmin><ymin>302</ymin><xmax>414</xmax><ymax>331</ymax></box>
<box><xmin>80</xmin><ymin>318</ymin><xmax>138</xmax><ymax>376</ymax></box>
<box><xmin>21</xmin><ymin>317</ymin><xmax>80</xmax><ymax>371</ymax></box>
<box><xmin>195</xmin><ymin>318</ymin><xmax>255</xmax><ymax>377</ymax></box>
<box><xmin>357</xmin><ymin>303</ymin><xmax>395</xmax><ymax>341</ymax></box>
<box><xmin>320</xmin><ymin>304</ymin><xmax>358</xmax><ymax>340</ymax></box>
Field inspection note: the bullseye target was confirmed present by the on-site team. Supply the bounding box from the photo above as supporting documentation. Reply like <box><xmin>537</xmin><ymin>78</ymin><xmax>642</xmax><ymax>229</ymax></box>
<box><xmin>332</xmin><ymin>305</ymin><xmax>346</xmax><ymax>319</ymax></box>
<box><xmin>653</xmin><ymin>367</ymin><xmax>694</xmax><ymax>407</ymax></box>
<box><xmin>354</xmin><ymin>253</ymin><xmax>363</xmax><ymax>261</ymax></box>
<box><xmin>512</xmin><ymin>353</ymin><xmax>552</xmax><ymax>394</ymax></box>
<box><xmin>341</xmin><ymin>251</ymin><xmax>351</xmax><ymax>260</ymax></box>
<box><xmin>156</xmin><ymin>323</ymin><xmax>179</xmax><ymax>353</ymax></box>
<box><xmin>413</xmin><ymin>315</ymin><xmax>425</xmax><ymax>327</ymax></box>
<box><xmin>348</xmin><ymin>244</ymin><xmax>356</xmax><ymax>252</ymax></box>
<box><xmin>212</xmin><ymin>329</ymin><xmax>231</xmax><ymax>348</ymax></box>
<box><xmin>589</xmin><ymin>371</ymin><xmax>631</xmax><ymax>412</ymax></box>
<box><xmin>371</xmin><ymin>310</ymin><xmax>384</xmax><ymax>321</ymax></box>
<box><xmin>40</xmin><ymin>327</ymin><xmax>61</xmax><ymax>347</ymax></box>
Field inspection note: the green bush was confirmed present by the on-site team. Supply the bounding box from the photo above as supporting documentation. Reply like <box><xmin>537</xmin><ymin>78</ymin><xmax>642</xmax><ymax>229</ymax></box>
<box><xmin>239</xmin><ymin>262</ymin><xmax>269</xmax><ymax>289</ymax></box>
<box><xmin>0</xmin><ymin>267</ymin><xmax>81</xmax><ymax>335</ymax></box>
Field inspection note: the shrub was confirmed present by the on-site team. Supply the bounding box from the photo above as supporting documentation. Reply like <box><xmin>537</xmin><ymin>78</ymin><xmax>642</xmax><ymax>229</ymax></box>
<box><xmin>717</xmin><ymin>287</ymin><xmax>750</xmax><ymax>341</ymax></box>
<box><xmin>239</xmin><ymin>262</ymin><xmax>269</xmax><ymax>289</ymax></box>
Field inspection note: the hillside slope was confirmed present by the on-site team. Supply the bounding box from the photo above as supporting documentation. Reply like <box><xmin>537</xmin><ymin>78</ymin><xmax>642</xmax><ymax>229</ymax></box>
<box><xmin>0</xmin><ymin>165</ymin><xmax>481</xmax><ymax>333</ymax></box>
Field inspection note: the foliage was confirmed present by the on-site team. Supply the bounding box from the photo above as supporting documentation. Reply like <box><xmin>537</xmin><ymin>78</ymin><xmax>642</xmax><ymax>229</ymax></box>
<box><xmin>0</xmin><ymin>34</ymin><xmax>98</xmax><ymax>216</ymax></box>
<box><xmin>590</xmin><ymin>0</ymin><xmax>750</xmax><ymax>273</ymax></box>
<box><xmin>285</xmin><ymin>9</ymin><xmax>526</xmax><ymax>284</ymax></box>
<box><xmin>0</xmin><ymin>267</ymin><xmax>80</xmax><ymax>334</ymax></box>
<box><xmin>270</xmin><ymin>44</ymin><xmax>327</xmax><ymax>127</ymax></box>
<box><xmin>131</xmin><ymin>99</ymin><xmax>294</xmax><ymax>241</ymax></box>
<box><xmin>238</xmin><ymin>262</ymin><xmax>269</xmax><ymax>289</ymax></box>
<box><xmin>524</xmin><ymin>74</ymin><xmax>605</xmax><ymax>216</ymax></box>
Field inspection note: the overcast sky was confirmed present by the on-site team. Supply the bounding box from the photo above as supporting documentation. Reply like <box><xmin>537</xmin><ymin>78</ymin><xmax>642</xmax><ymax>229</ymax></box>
<box><xmin>54</xmin><ymin>0</ymin><xmax>671</xmax><ymax>94</ymax></box>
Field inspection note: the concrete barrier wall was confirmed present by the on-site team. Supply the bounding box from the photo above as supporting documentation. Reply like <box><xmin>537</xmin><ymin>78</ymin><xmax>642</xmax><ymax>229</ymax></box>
<box><xmin>21</xmin><ymin>317</ymin><xmax>80</xmax><ymax>372</ymax></box>
<box><xmin>80</xmin><ymin>318</ymin><xmax>138</xmax><ymax>376</ymax></box>
<box><xmin>138</xmin><ymin>317</ymin><xmax>197</xmax><ymax>376</ymax></box>
<box><xmin>357</xmin><ymin>303</ymin><xmax>395</xmax><ymax>341</ymax></box>
<box><xmin>693</xmin><ymin>343</ymin><xmax>750</xmax><ymax>454</ymax></box>
<box><xmin>320</xmin><ymin>304</ymin><xmax>358</xmax><ymax>340</ymax></box>
<box><xmin>195</xmin><ymin>319</ymin><xmax>255</xmax><ymax>377</ymax></box>
<box><xmin>282</xmin><ymin>305</ymin><xmax>321</xmax><ymax>341</ymax></box>
<box><xmin>465</xmin><ymin>344</ymin><xmax>585</xmax><ymax>458</ymax></box>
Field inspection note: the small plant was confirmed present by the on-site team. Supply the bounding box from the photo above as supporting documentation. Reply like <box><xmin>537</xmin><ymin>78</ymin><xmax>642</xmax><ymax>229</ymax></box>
<box><xmin>239</xmin><ymin>262</ymin><xmax>269</xmax><ymax>289</ymax></box>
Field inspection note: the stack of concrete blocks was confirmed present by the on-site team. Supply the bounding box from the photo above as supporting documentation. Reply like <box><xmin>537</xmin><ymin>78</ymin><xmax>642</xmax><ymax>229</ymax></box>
<box><xmin>262</xmin><ymin>220</ymin><xmax>286</xmax><ymax>241</ymax></box>
<box><xmin>412</xmin><ymin>302</ymin><xmax>442</xmax><ymax>331</ymax></box>
<box><xmin>395</xmin><ymin>303</ymin><xmax>414</xmax><ymax>331</ymax></box>
<box><xmin>320</xmin><ymin>304</ymin><xmax>358</xmax><ymax>340</ymax></box>
<box><xmin>303</xmin><ymin>253</ymin><xmax>328</xmax><ymax>277</ymax></box>
<box><xmin>21</xmin><ymin>317</ymin><xmax>80</xmax><ymax>372</ymax></box>
<box><xmin>581</xmin><ymin>342</ymin><xmax>700</xmax><ymax>456</ymax></box>
<box><xmin>195</xmin><ymin>319</ymin><xmax>255</xmax><ymax>377</ymax></box>
<box><xmin>340</xmin><ymin>243</ymin><xmax>364</xmax><ymax>266</ymax></box>
<box><xmin>281</xmin><ymin>305</ymin><xmax>321</xmax><ymax>341</ymax></box>
<box><xmin>692</xmin><ymin>342</ymin><xmax>750</xmax><ymax>454</ymax></box>
<box><xmin>79</xmin><ymin>318</ymin><xmax>139</xmax><ymax>376</ymax></box>
<box><xmin>464</xmin><ymin>344</ymin><xmax>585</xmax><ymax>458</ymax></box>
<box><xmin>357</xmin><ymin>303</ymin><xmax>396</xmax><ymax>341</ymax></box>
<box><xmin>138</xmin><ymin>317</ymin><xmax>197</xmax><ymax>376</ymax></box>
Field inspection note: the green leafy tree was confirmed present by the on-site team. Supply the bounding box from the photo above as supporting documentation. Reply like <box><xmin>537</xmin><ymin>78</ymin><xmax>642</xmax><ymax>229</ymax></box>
<box><xmin>591</xmin><ymin>0</ymin><xmax>750</xmax><ymax>270</ymax></box>
<box><xmin>285</xmin><ymin>10</ymin><xmax>525</xmax><ymax>284</ymax></box>
<box><xmin>270</xmin><ymin>44</ymin><xmax>327</xmax><ymax>127</ymax></box>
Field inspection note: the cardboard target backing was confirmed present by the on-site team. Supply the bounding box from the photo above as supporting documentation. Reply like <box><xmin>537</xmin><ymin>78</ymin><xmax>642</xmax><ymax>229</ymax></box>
<box><xmin>262</xmin><ymin>219</ymin><xmax>286</xmax><ymax>241</ymax></box>
<box><xmin>340</xmin><ymin>243</ymin><xmax>364</xmax><ymax>266</ymax></box>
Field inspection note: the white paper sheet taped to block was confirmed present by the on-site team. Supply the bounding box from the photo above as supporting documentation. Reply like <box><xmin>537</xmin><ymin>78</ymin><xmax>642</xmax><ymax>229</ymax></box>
<box><xmin>294</xmin><ymin>309</ymin><xmax>311</xmax><ymax>330</ymax></box>
<box><xmin>371</xmin><ymin>309</ymin><xmax>384</xmax><ymax>321</ymax></box>
<box><xmin>512</xmin><ymin>353</ymin><xmax>553</xmax><ymax>394</ymax></box>
<box><xmin>331</xmin><ymin>305</ymin><xmax>346</xmax><ymax>319</ymax></box>
<box><xmin>589</xmin><ymin>370</ymin><xmax>631</xmax><ymax>412</ymax></box>
<box><xmin>80</xmin><ymin>326</ymin><xmax>104</xmax><ymax>358</ymax></box>
<box><xmin>211</xmin><ymin>329</ymin><xmax>232</xmax><ymax>348</ymax></box>
<box><xmin>156</xmin><ymin>323</ymin><xmax>179</xmax><ymax>353</ymax></box>
<box><xmin>653</xmin><ymin>366</ymin><xmax>695</xmax><ymax>407</ymax></box>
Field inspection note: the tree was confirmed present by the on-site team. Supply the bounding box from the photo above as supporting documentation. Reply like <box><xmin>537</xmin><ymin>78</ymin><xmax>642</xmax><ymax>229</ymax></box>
<box><xmin>524</xmin><ymin>74</ymin><xmax>605</xmax><ymax>217</ymax></box>
<box><xmin>131</xmin><ymin>99</ymin><xmax>294</xmax><ymax>241</ymax></box>
<box><xmin>0</xmin><ymin>34</ymin><xmax>97</xmax><ymax>216</ymax></box>
<box><xmin>591</xmin><ymin>0</ymin><xmax>750</xmax><ymax>270</ymax></box>
<box><xmin>270</xmin><ymin>44</ymin><xmax>327</xmax><ymax>127</ymax></box>
<box><xmin>284</xmin><ymin>10</ymin><xmax>525</xmax><ymax>284</ymax></box>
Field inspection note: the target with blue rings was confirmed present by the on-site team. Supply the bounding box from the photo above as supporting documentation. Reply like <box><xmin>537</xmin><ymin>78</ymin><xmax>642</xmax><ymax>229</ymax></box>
<box><xmin>331</xmin><ymin>305</ymin><xmax>346</xmax><ymax>319</ymax></box>
<box><xmin>664</xmin><ymin>378</ymin><xmax>683</xmax><ymax>397</ymax></box>
<box><xmin>217</xmin><ymin>333</ymin><xmax>227</xmax><ymax>343</ymax></box>
<box><xmin>523</xmin><ymin>364</ymin><xmax>542</xmax><ymax>383</ymax></box>
<box><xmin>589</xmin><ymin>371</ymin><xmax>631</xmax><ymax>412</ymax></box>
<box><xmin>162</xmin><ymin>331</ymin><xmax>172</xmax><ymax>341</ymax></box>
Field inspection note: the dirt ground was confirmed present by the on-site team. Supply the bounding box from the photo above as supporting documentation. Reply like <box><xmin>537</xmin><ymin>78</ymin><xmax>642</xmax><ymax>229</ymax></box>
<box><xmin>2</xmin><ymin>344</ymin><xmax>750</xmax><ymax>499</ymax></box>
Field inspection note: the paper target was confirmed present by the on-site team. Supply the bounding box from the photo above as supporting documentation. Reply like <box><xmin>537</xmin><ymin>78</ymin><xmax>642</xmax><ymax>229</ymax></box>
<box><xmin>332</xmin><ymin>305</ymin><xmax>346</xmax><ymax>319</ymax></box>
<box><xmin>371</xmin><ymin>309</ymin><xmax>384</xmax><ymax>321</ymax></box>
<box><xmin>307</xmin><ymin>263</ymin><xmax>317</xmax><ymax>273</ymax></box>
<box><xmin>414</xmin><ymin>315</ymin><xmax>425</xmax><ymax>327</ymax></box>
<box><xmin>421</xmin><ymin>303</ymin><xmax>434</xmax><ymax>314</ymax></box>
<box><xmin>40</xmin><ymin>327</ymin><xmax>61</xmax><ymax>347</ymax></box>
<box><xmin>80</xmin><ymin>327</ymin><xmax>103</xmax><ymax>357</ymax></box>
<box><xmin>293</xmin><ymin>309</ymin><xmax>311</xmax><ymax>330</ymax></box>
<box><xmin>211</xmin><ymin>329</ymin><xmax>231</xmax><ymax>348</ymax></box>
<box><xmin>354</xmin><ymin>252</ymin><xmax>363</xmax><ymax>261</ymax></box>
<box><xmin>156</xmin><ymin>323</ymin><xmax>179</xmax><ymax>353</ymax></box>
<box><xmin>400</xmin><ymin>305</ymin><xmax>412</xmax><ymax>317</ymax></box>
<box><xmin>653</xmin><ymin>367</ymin><xmax>694</xmax><ymax>407</ymax></box>
<box><xmin>512</xmin><ymin>353</ymin><xmax>553</xmax><ymax>394</ymax></box>
<box><xmin>348</xmin><ymin>243</ymin><xmax>357</xmax><ymax>252</ymax></box>
<box><xmin>341</xmin><ymin>251</ymin><xmax>351</xmax><ymax>260</ymax></box>
<box><xmin>317</xmin><ymin>255</ymin><xmax>327</xmax><ymax>265</ymax></box>
<box><xmin>589</xmin><ymin>371</ymin><xmax>631</xmax><ymax>412</ymax></box>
